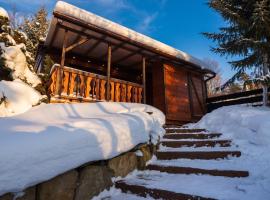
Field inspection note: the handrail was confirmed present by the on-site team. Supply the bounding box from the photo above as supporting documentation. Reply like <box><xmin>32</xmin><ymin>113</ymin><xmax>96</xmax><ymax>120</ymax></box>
<box><xmin>49</xmin><ymin>64</ymin><xmax>143</xmax><ymax>103</ymax></box>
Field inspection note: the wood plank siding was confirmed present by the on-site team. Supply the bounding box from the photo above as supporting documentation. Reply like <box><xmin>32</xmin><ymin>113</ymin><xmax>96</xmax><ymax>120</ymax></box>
<box><xmin>152</xmin><ymin>63</ymin><xmax>206</xmax><ymax>124</ymax></box>
<box><xmin>164</xmin><ymin>64</ymin><xmax>191</xmax><ymax>122</ymax></box>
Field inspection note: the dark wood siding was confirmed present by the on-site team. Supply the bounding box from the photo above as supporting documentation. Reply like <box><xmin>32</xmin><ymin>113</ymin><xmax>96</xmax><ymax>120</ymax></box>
<box><xmin>164</xmin><ymin>64</ymin><xmax>191</xmax><ymax>122</ymax></box>
<box><xmin>151</xmin><ymin>62</ymin><xmax>166</xmax><ymax>114</ymax></box>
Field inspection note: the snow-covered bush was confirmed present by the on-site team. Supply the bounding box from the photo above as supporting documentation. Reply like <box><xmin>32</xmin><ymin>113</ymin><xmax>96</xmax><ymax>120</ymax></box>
<box><xmin>0</xmin><ymin>80</ymin><xmax>42</xmax><ymax>117</ymax></box>
<box><xmin>0</xmin><ymin>7</ymin><xmax>43</xmax><ymax>117</ymax></box>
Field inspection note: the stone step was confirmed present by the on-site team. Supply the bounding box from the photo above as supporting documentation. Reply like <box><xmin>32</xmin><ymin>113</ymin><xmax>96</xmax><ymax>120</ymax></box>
<box><xmin>146</xmin><ymin>165</ymin><xmax>249</xmax><ymax>178</ymax></box>
<box><xmin>161</xmin><ymin>140</ymin><xmax>231</xmax><ymax>148</ymax></box>
<box><xmin>166</xmin><ymin>128</ymin><xmax>206</xmax><ymax>133</ymax></box>
<box><xmin>156</xmin><ymin>151</ymin><xmax>241</xmax><ymax>160</ymax></box>
<box><xmin>163</xmin><ymin>133</ymin><xmax>222</xmax><ymax>140</ymax></box>
<box><xmin>115</xmin><ymin>181</ymin><xmax>216</xmax><ymax>200</ymax></box>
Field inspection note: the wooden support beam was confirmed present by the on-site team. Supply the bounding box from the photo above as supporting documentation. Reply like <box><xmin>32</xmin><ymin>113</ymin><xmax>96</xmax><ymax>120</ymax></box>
<box><xmin>106</xmin><ymin>44</ymin><xmax>112</xmax><ymax>101</ymax></box>
<box><xmin>65</xmin><ymin>37</ymin><xmax>89</xmax><ymax>52</ymax></box>
<box><xmin>56</xmin><ymin>29</ymin><xmax>69</xmax><ymax>96</ymax></box>
<box><xmin>142</xmin><ymin>57</ymin><xmax>146</xmax><ymax>104</ymax></box>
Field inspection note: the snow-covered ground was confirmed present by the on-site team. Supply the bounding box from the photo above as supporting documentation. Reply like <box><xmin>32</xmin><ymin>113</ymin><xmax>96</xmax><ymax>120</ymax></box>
<box><xmin>96</xmin><ymin>105</ymin><xmax>270</xmax><ymax>200</ymax></box>
<box><xmin>0</xmin><ymin>102</ymin><xmax>165</xmax><ymax>196</ymax></box>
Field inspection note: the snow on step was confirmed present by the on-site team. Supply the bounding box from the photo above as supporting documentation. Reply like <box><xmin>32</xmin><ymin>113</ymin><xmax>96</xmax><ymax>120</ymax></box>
<box><xmin>156</xmin><ymin>151</ymin><xmax>241</xmax><ymax>160</ymax></box>
<box><xmin>159</xmin><ymin>145</ymin><xmax>237</xmax><ymax>152</ymax></box>
<box><xmin>119</xmin><ymin>170</ymin><xmax>266</xmax><ymax>200</ymax></box>
<box><xmin>115</xmin><ymin>180</ymin><xmax>214</xmax><ymax>200</ymax></box>
<box><xmin>163</xmin><ymin>133</ymin><xmax>222</xmax><ymax>140</ymax></box>
<box><xmin>146</xmin><ymin>164</ymin><xmax>249</xmax><ymax>177</ymax></box>
<box><xmin>149</xmin><ymin>158</ymin><xmax>250</xmax><ymax>171</ymax></box>
<box><xmin>166</xmin><ymin>128</ymin><xmax>207</xmax><ymax>133</ymax></box>
<box><xmin>92</xmin><ymin>187</ymin><xmax>153</xmax><ymax>200</ymax></box>
<box><xmin>161</xmin><ymin>139</ymin><xmax>232</xmax><ymax>148</ymax></box>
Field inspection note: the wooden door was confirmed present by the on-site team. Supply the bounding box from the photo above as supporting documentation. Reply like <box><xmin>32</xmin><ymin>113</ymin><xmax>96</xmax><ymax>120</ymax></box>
<box><xmin>188</xmin><ymin>73</ymin><xmax>205</xmax><ymax>119</ymax></box>
<box><xmin>164</xmin><ymin>64</ymin><xmax>191</xmax><ymax>122</ymax></box>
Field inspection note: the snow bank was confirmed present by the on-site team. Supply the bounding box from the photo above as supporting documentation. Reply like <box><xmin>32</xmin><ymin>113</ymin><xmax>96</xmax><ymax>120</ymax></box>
<box><xmin>0</xmin><ymin>43</ymin><xmax>41</xmax><ymax>87</ymax></box>
<box><xmin>0</xmin><ymin>102</ymin><xmax>165</xmax><ymax>196</ymax></box>
<box><xmin>0</xmin><ymin>7</ymin><xmax>9</xmax><ymax>19</ymax></box>
<box><xmin>188</xmin><ymin>105</ymin><xmax>270</xmax><ymax>199</ymax></box>
<box><xmin>0</xmin><ymin>79</ymin><xmax>42</xmax><ymax>117</ymax></box>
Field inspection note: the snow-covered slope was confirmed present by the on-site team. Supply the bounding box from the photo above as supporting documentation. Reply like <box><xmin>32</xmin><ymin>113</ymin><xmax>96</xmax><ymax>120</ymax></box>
<box><xmin>0</xmin><ymin>102</ymin><xmax>165</xmax><ymax>196</ymax></box>
<box><xmin>188</xmin><ymin>105</ymin><xmax>270</xmax><ymax>199</ymax></box>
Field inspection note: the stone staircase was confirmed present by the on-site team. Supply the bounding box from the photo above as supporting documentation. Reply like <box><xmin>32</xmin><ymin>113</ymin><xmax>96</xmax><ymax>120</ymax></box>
<box><xmin>113</xmin><ymin>126</ymin><xmax>249</xmax><ymax>200</ymax></box>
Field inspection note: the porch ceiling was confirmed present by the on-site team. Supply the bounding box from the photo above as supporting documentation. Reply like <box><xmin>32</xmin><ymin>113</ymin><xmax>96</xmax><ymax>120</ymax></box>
<box><xmin>45</xmin><ymin>18</ymin><xmax>157</xmax><ymax>70</ymax></box>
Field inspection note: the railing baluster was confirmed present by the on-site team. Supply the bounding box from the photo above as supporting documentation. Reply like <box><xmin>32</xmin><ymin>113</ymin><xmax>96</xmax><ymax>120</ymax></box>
<box><xmin>138</xmin><ymin>87</ymin><xmax>143</xmax><ymax>103</ymax></box>
<box><xmin>49</xmin><ymin>68</ymin><xmax>58</xmax><ymax>96</ymax></box>
<box><xmin>121</xmin><ymin>84</ymin><xmax>126</xmax><ymax>102</ymax></box>
<box><xmin>61</xmin><ymin>70</ymin><xmax>69</xmax><ymax>96</ymax></box>
<box><xmin>110</xmin><ymin>81</ymin><xmax>115</xmax><ymax>101</ymax></box>
<box><xmin>79</xmin><ymin>74</ymin><xmax>85</xmax><ymax>97</ymax></box>
<box><xmin>127</xmin><ymin>85</ymin><xmax>132</xmax><ymax>102</ymax></box>
<box><xmin>95</xmin><ymin>79</ymin><xmax>100</xmax><ymax>100</ymax></box>
<box><xmin>133</xmin><ymin>87</ymin><xmax>138</xmax><ymax>103</ymax></box>
<box><xmin>69</xmin><ymin>72</ymin><xmax>77</xmax><ymax>97</ymax></box>
<box><xmin>85</xmin><ymin>76</ymin><xmax>92</xmax><ymax>99</ymax></box>
<box><xmin>100</xmin><ymin>79</ymin><xmax>106</xmax><ymax>100</ymax></box>
<box><xmin>115</xmin><ymin>82</ymin><xmax>120</xmax><ymax>102</ymax></box>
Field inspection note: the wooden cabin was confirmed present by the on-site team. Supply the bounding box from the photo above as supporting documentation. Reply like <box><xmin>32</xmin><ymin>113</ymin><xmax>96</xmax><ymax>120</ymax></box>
<box><xmin>35</xmin><ymin>1</ymin><xmax>215</xmax><ymax>124</ymax></box>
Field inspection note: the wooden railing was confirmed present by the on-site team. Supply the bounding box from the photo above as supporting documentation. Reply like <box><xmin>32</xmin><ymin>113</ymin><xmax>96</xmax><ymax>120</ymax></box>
<box><xmin>206</xmin><ymin>87</ymin><xmax>270</xmax><ymax>112</ymax></box>
<box><xmin>49</xmin><ymin>64</ymin><xmax>143</xmax><ymax>103</ymax></box>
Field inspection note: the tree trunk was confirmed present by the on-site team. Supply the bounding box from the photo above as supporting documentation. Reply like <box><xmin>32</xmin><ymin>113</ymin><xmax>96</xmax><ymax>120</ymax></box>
<box><xmin>262</xmin><ymin>55</ymin><xmax>269</xmax><ymax>106</ymax></box>
<box><xmin>262</xmin><ymin>84</ymin><xmax>268</xmax><ymax>106</ymax></box>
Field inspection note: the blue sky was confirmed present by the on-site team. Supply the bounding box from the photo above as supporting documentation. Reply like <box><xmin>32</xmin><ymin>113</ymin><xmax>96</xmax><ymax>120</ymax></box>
<box><xmin>0</xmin><ymin>0</ymin><xmax>236</xmax><ymax>81</ymax></box>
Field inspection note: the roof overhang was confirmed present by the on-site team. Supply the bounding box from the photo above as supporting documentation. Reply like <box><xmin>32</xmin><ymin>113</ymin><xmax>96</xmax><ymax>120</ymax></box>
<box><xmin>43</xmin><ymin>1</ymin><xmax>215</xmax><ymax>75</ymax></box>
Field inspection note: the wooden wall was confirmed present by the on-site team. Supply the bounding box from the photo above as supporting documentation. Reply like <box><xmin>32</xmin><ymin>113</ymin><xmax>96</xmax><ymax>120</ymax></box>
<box><xmin>151</xmin><ymin>62</ymin><xmax>166</xmax><ymax>114</ymax></box>
<box><xmin>151</xmin><ymin>63</ymin><xmax>206</xmax><ymax>124</ymax></box>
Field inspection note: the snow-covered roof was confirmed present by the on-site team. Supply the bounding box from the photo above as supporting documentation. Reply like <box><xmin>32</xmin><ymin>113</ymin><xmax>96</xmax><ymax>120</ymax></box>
<box><xmin>45</xmin><ymin>1</ymin><xmax>214</xmax><ymax>73</ymax></box>
<box><xmin>0</xmin><ymin>7</ymin><xmax>9</xmax><ymax>19</ymax></box>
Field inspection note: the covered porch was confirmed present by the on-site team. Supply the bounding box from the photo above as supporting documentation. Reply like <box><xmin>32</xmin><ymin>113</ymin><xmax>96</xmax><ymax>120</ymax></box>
<box><xmin>37</xmin><ymin>18</ymin><xmax>149</xmax><ymax>103</ymax></box>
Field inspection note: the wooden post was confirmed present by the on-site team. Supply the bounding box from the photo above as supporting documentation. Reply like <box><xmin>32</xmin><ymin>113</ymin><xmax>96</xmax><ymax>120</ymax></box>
<box><xmin>142</xmin><ymin>57</ymin><xmax>146</xmax><ymax>104</ymax></box>
<box><xmin>106</xmin><ymin>44</ymin><xmax>112</xmax><ymax>101</ymax></box>
<box><xmin>56</xmin><ymin>29</ymin><xmax>68</xmax><ymax>96</ymax></box>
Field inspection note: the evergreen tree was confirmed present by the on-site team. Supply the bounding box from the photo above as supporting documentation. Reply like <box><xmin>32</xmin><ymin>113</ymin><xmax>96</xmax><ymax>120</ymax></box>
<box><xmin>21</xmin><ymin>6</ymin><xmax>49</xmax><ymax>58</ymax></box>
<box><xmin>203</xmin><ymin>0</ymin><xmax>270</xmax><ymax>106</ymax></box>
<box><xmin>0</xmin><ymin>12</ymin><xmax>13</xmax><ymax>81</ymax></box>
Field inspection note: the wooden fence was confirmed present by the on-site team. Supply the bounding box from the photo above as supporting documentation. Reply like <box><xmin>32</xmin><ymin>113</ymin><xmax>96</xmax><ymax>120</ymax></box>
<box><xmin>206</xmin><ymin>87</ymin><xmax>270</xmax><ymax>112</ymax></box>
<box><xmin>49</xmin><ymin>65</ymin><xmax>143</xmax><ymax>103</ymax></box>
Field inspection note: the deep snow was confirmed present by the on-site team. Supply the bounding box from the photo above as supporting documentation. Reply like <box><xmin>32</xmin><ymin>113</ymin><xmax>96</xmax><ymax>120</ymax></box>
<box><xmin>0</xmin><ymin>102</ymin><xmax>165</xmax><ymax>196</ymax></box>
